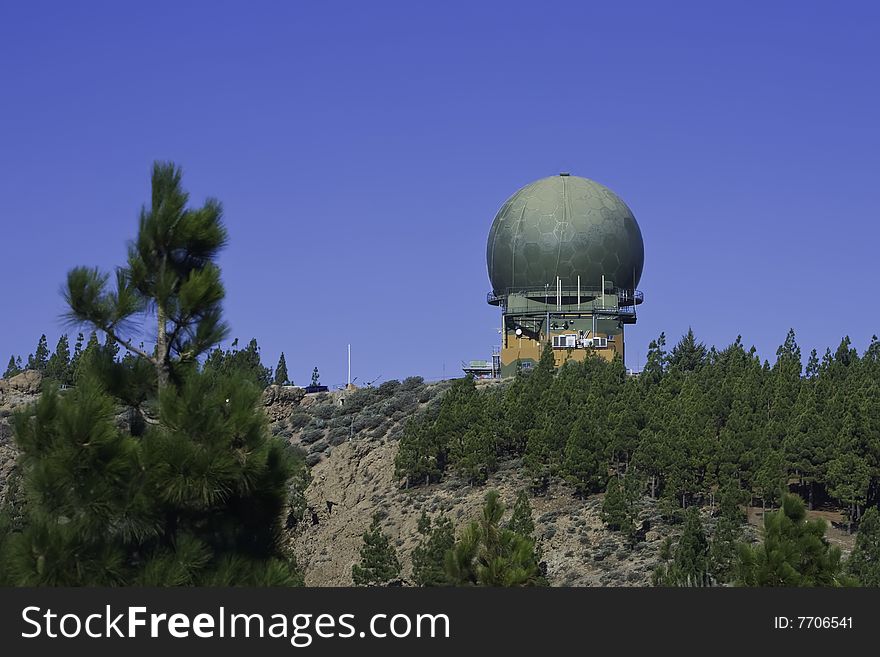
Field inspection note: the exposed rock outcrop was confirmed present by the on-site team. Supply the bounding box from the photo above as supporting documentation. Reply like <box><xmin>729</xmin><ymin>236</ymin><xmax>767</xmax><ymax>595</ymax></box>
<box><xmin>0</xmin><ymin>370</ymin><xmax>42</xmax><ymax>407</ymax></box>
<box><xmin>0</xmin><ymin>370</ymin><xmax>43</xmax><ymax>503</ymax></box>
<box><xmin>262</xmin><ymin>384</ymin><xmax>306</xmax><ymax>422</ymax></box>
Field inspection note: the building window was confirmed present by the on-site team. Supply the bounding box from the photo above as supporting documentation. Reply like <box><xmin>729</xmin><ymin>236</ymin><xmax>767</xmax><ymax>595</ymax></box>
<box><xmin>552</xmin><ymin>334</ymin><xmax>578</xmax><ymax>348</ymax></box>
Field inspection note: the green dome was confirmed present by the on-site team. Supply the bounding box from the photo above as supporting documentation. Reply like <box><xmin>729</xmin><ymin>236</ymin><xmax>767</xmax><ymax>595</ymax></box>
<box><xmin>486</xmin><ymin>174</ymin><xmax>644</xmax><ymax>295</ymax></box>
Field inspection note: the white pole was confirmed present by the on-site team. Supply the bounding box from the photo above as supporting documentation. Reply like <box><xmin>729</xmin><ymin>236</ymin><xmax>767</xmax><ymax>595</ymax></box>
<box><xmin>601</xmin><ymin>275</ymin><xmax>605</xmax><ymax>309</ymax></box>
<box><xmin>347</xmin><ymin>344</ymin><xmax>351</xmax><ymax>386</ymax></box>
<box><xmin>577</xmin><ymin>275</ymin><xmax>581</xmax><ymax>310</ymax></box>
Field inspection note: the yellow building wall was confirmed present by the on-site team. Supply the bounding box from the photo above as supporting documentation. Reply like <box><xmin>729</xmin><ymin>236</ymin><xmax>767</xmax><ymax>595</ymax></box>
<box><xmin>500</xmin><ymin>332</ymin><xmax>623</xmax><ymax>372</ymax></box>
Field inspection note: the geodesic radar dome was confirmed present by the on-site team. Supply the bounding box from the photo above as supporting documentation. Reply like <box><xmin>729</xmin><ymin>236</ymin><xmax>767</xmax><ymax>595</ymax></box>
<box><xmin>486</xmin><ymin>174</ymin><xmax>644</xmax><ymax>295</ymax></box>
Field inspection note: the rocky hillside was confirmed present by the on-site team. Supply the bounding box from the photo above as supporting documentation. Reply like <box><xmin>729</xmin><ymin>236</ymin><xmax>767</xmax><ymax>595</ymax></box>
<box><xmin>265</xmin><ymin>378</ymin><xmax>729</xmax><ymax>586</ymax></box>
<box><xmin>0</xmin><ymin>371</ymin><xmax>754</xmax><ymax>586</ymax></box>
<box><xmin>0</xmin><ymin>371</ymin><xmax>42</xmax><ymax>500</ymax></box>
<box><xmin>291</xmin><ymin>439</ymin><xmax>672</xmax><ymax>586</ymax></box>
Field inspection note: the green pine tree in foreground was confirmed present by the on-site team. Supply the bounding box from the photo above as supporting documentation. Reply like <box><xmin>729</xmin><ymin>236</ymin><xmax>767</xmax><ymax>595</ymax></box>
<box><xmin>64</xmin><ymin>162</ymin><xmax>228</xmax><ymax>392</ymax></box>
<box><xmin>352</xmin><ymin>514</ymin><xmax>402</xmax><ymax>586</ymax></box>
<box><xmin>444</xmin><ymin>490</ymin><xmax>544</xmax><ymax>586</ymax></box>
<box><xmin>736</xmin><ymin>493</ymin><xmax>854</xmax><ymax>587</ymax></box>
<box><xmin>0</xmin><ymin>162</ymin><xmax>301</xmax><ymax>586</ymax></box>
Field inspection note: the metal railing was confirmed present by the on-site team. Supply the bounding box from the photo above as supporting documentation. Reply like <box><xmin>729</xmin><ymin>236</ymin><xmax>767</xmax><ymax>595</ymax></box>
<box><xmin>487</xmin><ymin>286</ymin><xmax>643</xmax><ymax>309</ymax></box>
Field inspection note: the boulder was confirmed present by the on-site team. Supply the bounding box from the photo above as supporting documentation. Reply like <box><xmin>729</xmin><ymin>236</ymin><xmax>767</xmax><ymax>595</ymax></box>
<box><xmin>0</xmin><ymin>370</ymin><xmax>42</xmax><ymax>415</ymax></box>
<box><xmin>261</xmin><ymin>384</ymin><xmax>305</xmax><ymax>422</ymax></box>
<box><xmin>4</xmin><ymin>370</ymin><xmax>42</xmax><ymax>395</ymax></box>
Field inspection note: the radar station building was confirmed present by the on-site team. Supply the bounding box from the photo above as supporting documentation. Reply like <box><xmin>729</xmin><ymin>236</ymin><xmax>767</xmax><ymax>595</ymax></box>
<box><xmin>485</xmin><ymin>173</ymin><xmax>645</xmax><ymax>378</ymax></box>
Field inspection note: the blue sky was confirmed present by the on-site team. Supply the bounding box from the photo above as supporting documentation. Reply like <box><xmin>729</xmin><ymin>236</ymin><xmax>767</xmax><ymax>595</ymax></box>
<box><xmin>1</xmin><ymin>1</ymin><xmax>879</xmax><ymax>386</ymax></box>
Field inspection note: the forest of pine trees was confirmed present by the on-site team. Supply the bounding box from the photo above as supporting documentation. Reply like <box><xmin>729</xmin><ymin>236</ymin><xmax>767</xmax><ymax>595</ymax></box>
<box><xmin>4</xmin><ymin>331</ymin><xmax>283</xmax><ymax>392</ymax></box>
<box><xmin>395</xmin><ymin>329</ymin><xmax>880</xmax><ymax>537</ymax></box>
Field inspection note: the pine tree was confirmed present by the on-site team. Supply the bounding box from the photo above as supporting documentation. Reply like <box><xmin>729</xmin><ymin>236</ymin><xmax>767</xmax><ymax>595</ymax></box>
<box><xmin>444</xmin><ymin>490</ymin><xmax>543</xmax><ymax>587</ymax></box>
<box><xmin>3</xmin><ymin>356</ymin><xmax>22</xmax><ymax>379</ymax></box>
<box><xmin>768</xmin><ymin>329</ymin><xmax>802</xmax><ymax>435</ymax></box>
<box><xmin>274</xmin><ymin>352</ymin><xmax>290</xmax><ymax>385</ymax></box>
<box><xmin>805</xmin><ymin>349</ymin><xmax>820</xmax><ymax>379</ymax></box>
<box><xmin>394</xmin><ymin>415</ymin><xmax>445</xmax><ymax>486</ymax></box>
<box><xmin>450</xmin><ymin>428</ymin><xmax>495</xmax><ymax>484</ymax></box>
<box><xmin>137</xmin><ymin>372</ymin><xmax>299</xmax><ymax>585</ymax></box>
<box><xmin>352</xmin><ymin>514</ymin><xmax>401</xmax><ymax>586</ymax></box>
<box><xmin>241</xmin><ymin>339</ymin><xmax>272</xmax><ymax>388</ymax></box>
<box><xmin>833</xmin><ymin>336</ymin><xmax>858</xmax><ymax>368</ymax></box>
<box><xmin>601</xmin><ymin>476</ymin><xmax>639</xmax><ymax>536</ymax></box>
<box><xmin>562</xmin><ymin>414</ymin><xmax>606</xmax><ymax>496</ymax></box>
<box><xmin>311</xmin><ymin>367</ymin><xmax>320</xmax><ymax>387</ymax></box>
<box><xmin>26</xmin><ymin>335</ymin><xmax>50</xmax><ymax>373</ymax></box>
<box><xmin>827</xmin><ymin>450</ymin><xmax>870</xmax><ymax>534</ymax></box>
<box><xmin>717</xmin><ymin>478</ymin><xmax>747</xmax><ymax>523</ymax></box>
<box><xmin>411</xmin><ymin>512</ymin><xmax>454</xmax><ymax>587</ymax></box>
<box><xmin>642</xmin><ymin>332</ymin><xmax>668</xmax><ymax>383</ymax></box>
<box><xmin>533</xmin><ymin>340</ymin><xmax>556</xmax><ymax>384</ymax></box>
<box><xmin>507</xmin><ymin>490</ymin><xmax>535</xmax><ymax>539</ymax></box>
<box><xmin>44</xmin><ymin>335</ymin><xmax>71</xmax><ymax>384</ymax></box>
<box><xmin>431</xmin><ymin>375</ymin><xmax>488</xmax><ymax>483</ymax></box>
<box><xmin>783</xmin><ymin>385</ymin><xmax>829</xmax><ymax>510</ymax></box>
<box><xmin>73</xmin><ymin>332</ymin><xmax>101</xmax><ymax>383</ymax></box>
<box><xmin>524</xmin><ymin>395</ymin><xmax>568</xmax><ymax>491</ymax></box>
<box><xmin>609</xmin><ymin>384</ymin><xmax>642</xmax><ymax>472</ymax></box>
<box><xmin>3</xmin><ymin>378</ymin><xmax>152</xmax><ymax>585</ymax></box>
<box><xmin>633</xmin><ymin>427</ymin><xmax>670</xmax><ymax>500</ymax></box>
<box><xmin>825</xmin><ymin>406</ymin><xmax>871</xmax><ymax>533</ymax></box>
<box><xmin>2</xmin><ymin>162</ymin><xmax>300</xmax><ymax>587</ymax></box>
<box><xmin>203</xmin><ymin>338</ymin><xmax>272</xmax><ymax>389</ymax></box>
<box><xmin>64</xmin><ymin>161</ymin><xmax>228</xmax><ymax>392</ymax></box>
<box><xmin>103</xmin><ymin>332</ymin><xmax>120</xmax><ymax>361</ymax></box>
<box><xmin>69</xmin><ymin>333</ymin><xmax>84</xmax><ymax>377</ymax></box>
<box><xmin>709</xmin><ymin>513</ymin><xmax>743</xmax><ymax>585</ymax></box>
<box><xmin>752</xmin><ymin>449</ymin><xmax>787</xmax><ymax>512</ymax></box>
<box><xmin>4</xmin><ymin>370</ymin><xmax>301</xmax><ymax>586</ymax></box>
<box><xmin>847</xmin><ymin>507</ymin><xmax>880</xmax><ymax>586</ymax></box>
<box><xmin>653</xmin><ymin>507</ymin><xmax>712</xmax><ymax>586</ymax></box>
<box><xmin>668</xmin><ymin>328</ymin><xmax>707</xmax><ymax>373</ymax></box>
<box><xmin>736</xmin><ymin>494</ymin><xmax>854</xmax><ymax>586</ymax></box>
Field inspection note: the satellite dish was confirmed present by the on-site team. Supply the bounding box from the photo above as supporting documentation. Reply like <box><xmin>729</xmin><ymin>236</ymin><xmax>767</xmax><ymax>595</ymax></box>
<box><xmin>515</xmin><ymin>328</ymin><xmax>523</xmax><ymax>336</ymax></box>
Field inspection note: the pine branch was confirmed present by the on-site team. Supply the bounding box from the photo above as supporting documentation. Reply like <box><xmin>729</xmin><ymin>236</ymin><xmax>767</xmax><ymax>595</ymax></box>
<box><xmin>102</xmin><ymin>326</ymin><xmax>155</xmax><ymax>363</ymax></box>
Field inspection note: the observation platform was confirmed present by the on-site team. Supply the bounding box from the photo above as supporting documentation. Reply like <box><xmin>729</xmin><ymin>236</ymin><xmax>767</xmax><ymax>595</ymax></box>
<box><xmin>487</xmin><ymin>286</ymin><xmax>643</xmax><ymax>324</ymax></box>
